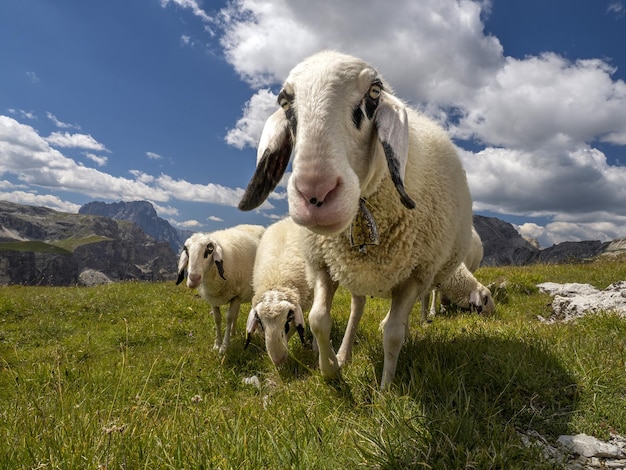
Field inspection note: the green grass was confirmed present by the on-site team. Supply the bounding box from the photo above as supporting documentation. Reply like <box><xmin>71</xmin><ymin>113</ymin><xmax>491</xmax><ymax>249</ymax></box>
<box><xmin>1</xmin><ymin>257</ymin><xmax>626</xmax><ymax>469</ymax></box>
<box><xmin>0</xmin><ymin>241</ymin><xmax>72</xmax><ymax>255</ymax></box>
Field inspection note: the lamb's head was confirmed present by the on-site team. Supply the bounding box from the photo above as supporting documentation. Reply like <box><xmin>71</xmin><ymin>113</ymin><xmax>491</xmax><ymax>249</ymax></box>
<box><xmin>239</xmin><ymin>50</ymin><xmax>415</xmax><ymax>235</ymax></box>
<box><xmin>245</xmin><ymin>290</ymin><xmax>306</xmax><ymax>366</ymax></box>
<box><xmin>176</xmin><ymin>233</ymin><xmax>226</xmax><ymax>289</ymax></box>
<box><xmin>469</xmin><ymin>285</ymin><xmax>496</xmax><ymax>315</ymax></box>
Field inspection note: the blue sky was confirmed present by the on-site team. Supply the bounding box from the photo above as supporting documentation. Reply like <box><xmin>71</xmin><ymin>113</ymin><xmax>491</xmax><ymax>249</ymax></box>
<box><xmin>1</xmin><ymin>0</ymin><xmax>626</xmax><ymax>248</ymax></box>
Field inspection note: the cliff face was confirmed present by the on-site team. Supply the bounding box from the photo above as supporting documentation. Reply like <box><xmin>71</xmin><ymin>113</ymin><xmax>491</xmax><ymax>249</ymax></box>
<box><xmin>473</xmin><ymin>215</ymin><xmax>622</xmax><ymax>266</ymax></box>
<box><xmin>0</xmin><ymin>201</ymin><xmax>177</xmax><ymax>286</ymax></box>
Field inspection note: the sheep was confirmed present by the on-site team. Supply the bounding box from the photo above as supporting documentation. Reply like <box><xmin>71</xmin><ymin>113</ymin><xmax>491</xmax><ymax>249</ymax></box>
<box><xmin>176</xmin><ymin>224</ymin><xmax>265</xmax><ymax>354</ymax></box>
<box><xmin>238</xmin><ymin>50</ymin><xmax>473</xmax><ymax>389</ymax></box>
<box><xmin>424</xmin><ymin>226</ymin><xmax>494</xmax><ymax>321</ymax></box>
<box><xmin>244</xmin><ymin>217</ymin><xmax>313</xmax><ymax>365</ymax></box>
<box><xmin>437</xmin><ymin>262</ymin><xmax>495</xmax><ymax>315</ymax></box>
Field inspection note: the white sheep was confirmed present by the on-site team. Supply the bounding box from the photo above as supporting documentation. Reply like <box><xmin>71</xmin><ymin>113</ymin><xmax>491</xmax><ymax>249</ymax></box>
<box><xmin>424</xmin><ymin>226</ymin><xmax>495</xmax><ymax>321</ymax></box>
<box><xmin>436</xmin><ymin>262</ymin><xmax>495</xmax><ymax>314</ymax></box>
<box><xmin>244</xmin><ymin>217</ymin><xmax>313</xmax><ymax>365</ymax></box>
<box><xmin>176</xmin><ymin>224</ymin><xmax>265</xmax><ymax>354</ymax></box>
<box><xmin>238</xmin><ymin>50</ymin><xmax>473</xmax><ymax>389</ymax></box>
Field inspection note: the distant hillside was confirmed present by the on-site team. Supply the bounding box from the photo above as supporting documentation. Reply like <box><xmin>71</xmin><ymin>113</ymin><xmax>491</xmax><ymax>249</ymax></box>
<box><xmin>0</xmin><ymin>201</ymin><xmax>177</xmax><ymax>286</ymax></box>
<box><xmin>79</xmin><ymin>201</ymin><xmax>191</xmax><ymax>253</ymax></box>
<box><xmin>473</xmin><ymin>214</ymin><xmax>625</xmax><ymax>265</ymax></box>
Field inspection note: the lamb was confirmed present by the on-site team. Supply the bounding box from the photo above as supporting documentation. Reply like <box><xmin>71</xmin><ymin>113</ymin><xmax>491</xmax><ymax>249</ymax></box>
<box><xmin>176</xmin><ymin>224</ymin><xmax>265</xmax><ymax>354</ymax></box>
<box><xmin>238</xmin><ymin>50</ymin><xmax>473</xmax><ymax>389</ymax></box>
<box><xmin>244</xmin><ymin>217</ymin><xmax>313</xmax><ymax>365</ymax></box>
<box><xmin>424</xmin><ymin>226</ymin><xmax>495</xmax><ymax>321</ymax></box>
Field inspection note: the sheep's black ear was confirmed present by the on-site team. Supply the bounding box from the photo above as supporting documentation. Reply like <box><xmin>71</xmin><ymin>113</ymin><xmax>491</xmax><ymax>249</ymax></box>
<box><xmin>239</xmin><ymin>109</ymin><xmax>293</xmax><ymax>211</ymax></box>
<box><xmin>214</xmin><ymin>260</ymin><xmax>226</xmax><ymax>281</ymax></box>
<box><xmin>245</xmin><ymin>308</ymin><xmax>260</xmax><ymax>349</ymax></box>
<box><xmin>374</xmin><ymin>93</ymin><xmax>416</xmax><ymax>209</ymax></box>
<box><xmin>176</xmin><ymin>249</ymin><xmax>189</xmax><ymax>285</ymax></box>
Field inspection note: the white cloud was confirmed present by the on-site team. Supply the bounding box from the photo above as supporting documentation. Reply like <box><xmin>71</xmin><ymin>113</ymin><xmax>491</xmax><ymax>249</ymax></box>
<box><xmin>0</xmin><ymin>190</ymin><xmax>81</xmax><ymax>213</ymax></box>
<box><xmin>146</xmin><ymin>151</ymin><xmax>162</xmax><ymax>160</ymax></box>
<box><xmin>46</xmin><ymin>112</ymin><xmax>80</xmax><ymax>130</ymax></box>
<box><xmin>207</xmin><ymin>215</ymin><xmax>223</xmax><ymax>222</ymax></box>
<box><xmin>26</xmin><ymin>71</ymin><xmax>40</xmax><ymax>84</ymax></box>
<box><xmin>9</xmin><ymin>109</ymin><xmax>37</xmax><ymax>120</ymax></box>
<box><xmin>173</xmin><ymin>218</ymin><xmax>202</xmax><ymax>228</ymax></box>
<box><xmin>84</xmin><ymin>152</ymin><xmax>108</xmax><ymax>167</ymax></box>
<box><xmin>607</xmin><ymin>1</ymin><xmax>625</xmax><ymax>18</ymax></box>
<box><xmin>46</xmin><ymin>131</ymin><xmax>110</xmax><ymax>152</ymax></box>
<box><xmin>225</xmin><ymin>88</ymin><xmax>278</xmax><ymax>149</ymax></box>
<box><xmin>159</xmin><ymin>0</ymin><xmax>213</xmax><ymax>23</ymax></box>
<box><xmin>450</xmin><ymin>54</ymin><xmax>626</xmax><ymax>149</ymax></box>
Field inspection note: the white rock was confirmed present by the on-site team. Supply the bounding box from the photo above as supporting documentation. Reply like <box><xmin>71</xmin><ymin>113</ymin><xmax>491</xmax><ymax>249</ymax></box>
<box><xmin>557</xmin><ymin>433</ymin><xmax>624</xmax><ymax>459</ymax></box>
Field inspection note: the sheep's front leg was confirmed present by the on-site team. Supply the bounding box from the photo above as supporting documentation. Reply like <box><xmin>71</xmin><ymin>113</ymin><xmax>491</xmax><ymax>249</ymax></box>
<box><xmin>336</xmin><ymin>294</ymin><xmax>366</xmax><ymax>367</ymax></box>
<box><xmin>308</xmin><ymin>268</ymin><xmax>339</xmax><ymax>378</ymax></box>
<box><xmin>380</xmin><ymin>278</ymin><xmax>421</xmax><ymax>390</ymax></box>
<box><xmin>419</xmin><ymin>289</ymin><xmax>437</xmax><ymax>324</ymax></box>
<box><xmin>212</xmin><ymin>306</ymin><xmax>222</xmax><ymax>351</ymax></box>
<box><xmin>219</xmin><ymin>298</ymin><xmax>241</xmax><ymax>355</ymax></box>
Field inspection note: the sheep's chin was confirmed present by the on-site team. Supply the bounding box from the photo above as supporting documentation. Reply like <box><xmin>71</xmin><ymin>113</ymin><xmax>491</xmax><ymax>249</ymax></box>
<box><xmin>289</xmin><ymin>206</ymin><xmax>354</xmax><ymax>236</ymax></box>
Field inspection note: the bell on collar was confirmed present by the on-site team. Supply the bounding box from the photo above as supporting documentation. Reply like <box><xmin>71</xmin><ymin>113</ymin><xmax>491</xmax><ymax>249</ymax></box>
<box><xmin>350</xmin><ymin>198</ymin><xmax>380</xmax><ymax>253</ymax></box>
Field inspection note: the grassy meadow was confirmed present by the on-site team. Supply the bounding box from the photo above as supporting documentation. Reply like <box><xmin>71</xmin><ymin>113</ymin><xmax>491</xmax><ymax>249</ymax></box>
<box><xmin>1</xmin><ymin>257</ymin><xmax>626</xmax><ymax>469</ymax></box>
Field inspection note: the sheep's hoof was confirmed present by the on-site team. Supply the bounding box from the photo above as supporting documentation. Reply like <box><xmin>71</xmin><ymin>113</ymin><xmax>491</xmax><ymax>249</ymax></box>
<box><xmin>218</xmin><ymin>345</ymin><xmax>228</xmax><ymax>355</ymax></box>
<box><xmin>319</xmin><ymin>357</ymin><xmax>341</xmax><ymax>379</ymax></box>
<box><xmin>336</xmin><ymin>351</ymin><xmax>351</xmax><ymax>367</ymax></box>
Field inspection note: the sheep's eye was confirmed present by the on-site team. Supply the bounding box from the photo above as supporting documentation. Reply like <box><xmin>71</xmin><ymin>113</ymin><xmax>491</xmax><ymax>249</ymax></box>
<box><xmin>204</xmin><ymin>243</ymin><xmax>214</xmax><ymax>258</ymax></box>
<box><xmin>369</xmin><ymin>84</ymin><xmax>381</xmax><ymax>100</ymax></box>
<box><xmin>285</xmin><ymin>310</ymin><xmax>295</xmax><ymax>335</ymax></box>
<box><xmin>280</xmin><ymin>97</ymin><xmax>290</xmax><ymax>111</ymax></box>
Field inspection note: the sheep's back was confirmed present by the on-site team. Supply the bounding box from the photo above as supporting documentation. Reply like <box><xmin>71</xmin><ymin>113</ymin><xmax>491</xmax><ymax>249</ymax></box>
<box><xmin>252</xmin><ymin>219</ymin><xmax>312</xmax><ymax>309</ymax></box>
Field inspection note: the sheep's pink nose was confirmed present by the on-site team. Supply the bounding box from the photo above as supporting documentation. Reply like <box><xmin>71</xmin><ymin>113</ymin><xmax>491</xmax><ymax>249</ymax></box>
<box><xmin>188</xmin><ymin>273</ymin><xmax>201</xmax><ymax>286</ymax></box>
<box><xmin>270</xmin><ymin>351</ymin><xmax>288</xmax><ymax>366</ymax></box>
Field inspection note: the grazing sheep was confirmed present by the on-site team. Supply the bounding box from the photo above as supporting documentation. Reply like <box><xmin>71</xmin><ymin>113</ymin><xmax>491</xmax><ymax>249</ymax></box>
<box><xmin>244</xmin><ymin>217</ymin><xmax>313</xmax><ymax>365</ymax></box>
<box><xmin>176</xmin><ymin>225</ymin><xmax>265</xmax><ymax>354</ymax></box>
<box><xmin>437</xmin><ymin>262</ymin><xmax>495</xmax><ymax>314</ymax></box>
<box><xmin>424</xmin><ymin>226</ymin><xmax>494</xmax><ymax>321</ymax></box>
<box><xmin>238</xmin><ymin>50</ymin><xmax>473</xmax><ymax>389</ymax></box>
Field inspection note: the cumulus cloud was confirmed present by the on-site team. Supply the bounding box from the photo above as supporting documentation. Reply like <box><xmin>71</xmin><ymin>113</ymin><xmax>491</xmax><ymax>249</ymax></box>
<box><xmin>225</xmin><ymin>89</ymin><xmax>278</xmax><ymax>149</ymax></box>
<box><xmin>0</xmin><ymin>190</ymin><xmax>81</xmax><ymax>213</ymax></box>
<box><xmin>146</xmin><ymin>151</ymin><xmax>162</xmax><ymax>160</ymax></box>
<box><xmin>84</xmin><ymin>152</ymin><xmax>108</xmax><ymax>167</ymax></box>
<box><xmin>172</xmin><ymin>218</ymin><xmax>202</xmax><ymax>228</ymax></box>
<box><xmin>451</xmin><ymin>54</ymin><xmax>626</xmax><ymax>149</ymax></box>
<box><xmin>46</xmin><ymin>131</ymin><xmax>110</xmax><ymax>152</ymax></box>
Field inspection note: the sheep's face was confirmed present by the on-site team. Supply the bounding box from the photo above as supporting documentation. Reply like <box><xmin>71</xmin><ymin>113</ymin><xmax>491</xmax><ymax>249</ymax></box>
<box><xmin>245</xmin><ymin>291</ymin><xmax>305</xmax><ymax>366</ymax></box>
<box><xmin>176</xmin><ymin>233</ymin><xmax>225</xmax><ymax>289</ymax></box>
<box><xmin>469</xmin><ymin>286</ymin><xmax>496</xmax><ymax>315</ymax></box>
<box><xmin>239</xmin><ymin>50</ymin><xmax>415</xmax><ymax>235</ymax></box>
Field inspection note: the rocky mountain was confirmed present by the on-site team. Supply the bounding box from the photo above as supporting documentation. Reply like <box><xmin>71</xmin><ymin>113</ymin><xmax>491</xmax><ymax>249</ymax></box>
<box><xmin>0</xmin><ymin>201</ymin><xmax>177</xmax><ymax>286</ymax></box>
<box><xmin>79</xmin><ymin>200</ymin><xmax>191</xmax><ymax>253</ymax></box>
<box><xmin>473</xmin><ymin>214</ymin><xmax>625</xmax><ymax>266</ymax></box>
